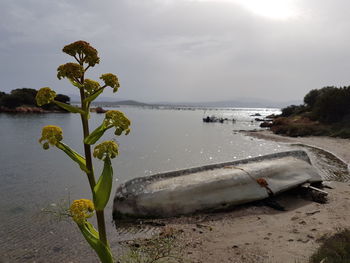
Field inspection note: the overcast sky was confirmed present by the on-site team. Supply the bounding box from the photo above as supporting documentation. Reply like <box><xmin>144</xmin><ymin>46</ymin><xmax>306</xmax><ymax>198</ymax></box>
<box><xmin>1</xmin><ymin>0</ymin><xmax>350</xmax><ymax>103</ymax></box>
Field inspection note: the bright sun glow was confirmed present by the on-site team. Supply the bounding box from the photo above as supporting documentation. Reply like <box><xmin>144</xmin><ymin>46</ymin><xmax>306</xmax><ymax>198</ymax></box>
<box><xmin>195</xmin><ymin>0</ymin><xmax>298</xmax><ymax>20</ymax></box>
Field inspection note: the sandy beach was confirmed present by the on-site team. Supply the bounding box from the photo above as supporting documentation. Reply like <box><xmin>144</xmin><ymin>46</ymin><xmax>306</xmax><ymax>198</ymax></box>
<box><xmin>125</xmin><ymin>131</ymin><xmax>350</xmax><ymax>263</ymax></box>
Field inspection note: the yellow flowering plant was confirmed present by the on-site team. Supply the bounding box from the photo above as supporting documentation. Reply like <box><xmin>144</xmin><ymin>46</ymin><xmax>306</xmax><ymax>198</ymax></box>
<box><xmin>36</xmin><ymin>40</ymin><xmax>131</xmax><ymax>263</ymax></box>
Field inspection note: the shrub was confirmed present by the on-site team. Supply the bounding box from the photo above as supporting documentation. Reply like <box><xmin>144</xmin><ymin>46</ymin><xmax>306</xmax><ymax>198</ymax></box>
<box><xmin>0</xmin><ymin>88</ymin><xmax>70</xmax><ymax>110</ymax></box>
<box><xmin>331</xmin><ymin>128</ymin><xmax>350</xmax><ymax>138</ymax></box>
<box><xmin>310</xmin><ymin>229</ymin><xmax>350</xmax><ymax>263</ymax></box>
<box><xmin>304</xmin><ymin>89</ymin><xmax>320</xmax><ymax>108</ymax></box>
<box><xmin>311</xmin><ymin>86</ymin><xmax>350</xmax><ymax>123</ymax></box>
<box><xmin>281</xmin><ymin>105</ymin><xmax>306</xmax><ymax>117</ymax></box>
<box><xmin>11</xmin><ymin>88</ymin><xmax>38</xmax><ymax>106</ymax></box>
<box><xmin>0</xmin><ymin>94</ymin><xmax>22</xmax><ymax>108</ymax></box>
<box><xmin>55</xmin><ymin>94</ymin><xmax>70</xmax><ymax>104</ymax></box>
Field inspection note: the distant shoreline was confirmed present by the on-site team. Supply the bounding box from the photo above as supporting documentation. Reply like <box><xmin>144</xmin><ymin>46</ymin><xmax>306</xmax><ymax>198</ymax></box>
<box><xmin>0</xmin><ymin>106</ymin><xmax>67</xmax><ymax>113</ymax></box>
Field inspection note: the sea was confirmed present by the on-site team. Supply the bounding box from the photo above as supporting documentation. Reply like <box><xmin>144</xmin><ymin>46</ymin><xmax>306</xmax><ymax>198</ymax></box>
<box><xmin>0</xmin><ymin>106</ymin><xmax>292</xmax><ymax>262</ymax></box>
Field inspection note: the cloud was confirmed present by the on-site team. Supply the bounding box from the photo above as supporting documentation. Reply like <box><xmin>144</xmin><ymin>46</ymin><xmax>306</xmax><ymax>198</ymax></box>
<box><xmin>1</xmin><ymin>0</ymin><xmax>350</xmax><ymax>102</ymax></box>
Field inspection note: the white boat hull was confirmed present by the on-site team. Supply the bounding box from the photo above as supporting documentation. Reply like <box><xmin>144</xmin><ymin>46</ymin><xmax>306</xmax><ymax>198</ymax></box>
<box><xmin>113</xmin><ymin>151</ymin><xmax>322</xmax><ymax>218</ymax></box>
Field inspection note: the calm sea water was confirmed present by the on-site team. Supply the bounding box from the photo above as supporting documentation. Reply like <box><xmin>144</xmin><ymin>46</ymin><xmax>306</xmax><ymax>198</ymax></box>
<box><xmin>0</xmin><ymin>106</ymin><xmax>291</xmax><ymax>262</ymax></box>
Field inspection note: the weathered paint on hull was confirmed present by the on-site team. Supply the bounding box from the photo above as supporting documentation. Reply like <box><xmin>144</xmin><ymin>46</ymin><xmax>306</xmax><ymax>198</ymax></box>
<box><xmin>113</xmin><ymin>151</ymin><xmax>322</xmax><ymax>219</ymax></box>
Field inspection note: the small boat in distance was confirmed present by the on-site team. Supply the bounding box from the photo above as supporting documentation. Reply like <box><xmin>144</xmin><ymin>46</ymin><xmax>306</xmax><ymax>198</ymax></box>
<box><xmin>113</xmin><ymin>150</ymin><xmax>322</xmax><ymax>219</ymax></box>
<box><xmin>202</xmin><ymin>115</ymin><xmax>235</xmax><ymax>123</ymax></box>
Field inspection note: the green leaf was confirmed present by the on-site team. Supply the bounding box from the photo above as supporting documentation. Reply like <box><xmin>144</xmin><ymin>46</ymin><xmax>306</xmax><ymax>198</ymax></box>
<box><xmin>54</xmin><ymin>100</ymin><xmax>86</xmax><ymax>115</ymax></box>
<box><xmin>94</xmin><ymin>157</ymin><xmax>113</xmax><ymax>211</ymax></box>
<box><xmin>84</xmin><ymin>88</ymin><xmax>104</xmax><ymax>104</ymax></box>
<box><xmin>78</xmin><ymin>221</ymin><xmax>114</xmax><ymax>263</ymax></box>
<box><xmin>84</xmin><ymin>124</ymin><xmax>107</xmax><ymax>145</ymax></box>
<box><xmin>56</xmin><ymin>142</ymin><xmax>89</xmax><ymax>173</ymax></box>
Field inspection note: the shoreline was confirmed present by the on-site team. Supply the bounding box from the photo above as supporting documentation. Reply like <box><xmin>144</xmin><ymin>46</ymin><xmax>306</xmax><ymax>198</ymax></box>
<box><xmin>0</xmin><ymin>106</ymin><xmax>67</xmax><ymax>113</ymax></box>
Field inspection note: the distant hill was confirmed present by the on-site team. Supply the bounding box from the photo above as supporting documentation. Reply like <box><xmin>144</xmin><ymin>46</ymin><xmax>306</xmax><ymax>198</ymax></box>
<box><xmin>154</xmin><ymin>99</ymin><xmax>302</xmax><ymax>109</ymax></box>
<box><xmin>73</xmin><ymin>96</ymin><xmax>301</xmax><ymax>109</ymax></box>
<box><xmin>92</xmin><ymin>100</ymin><xmax>149</xmax><ymax>107</ymax></box>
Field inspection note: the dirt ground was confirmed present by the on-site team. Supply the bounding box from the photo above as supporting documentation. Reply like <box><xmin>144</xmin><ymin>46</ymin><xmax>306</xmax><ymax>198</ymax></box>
<box><xmin>128</xmin><ymin>131</ymin><xmax>350</xmax><ymax>263</ymax></box>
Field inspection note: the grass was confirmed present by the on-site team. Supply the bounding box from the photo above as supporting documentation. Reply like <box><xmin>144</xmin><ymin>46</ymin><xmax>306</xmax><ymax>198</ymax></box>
<box><xmin>270</xmin><ymin>117</ymin><xmax>350</xmax><ymax>138</ymax></box>
<box><xmin>310</xmin><ymin>229</ymin><xmax>350</xmax><ymax>263</ymax></box>
<box><xmin>119</xmin><ymin>227</ymin><xmax>186</xmax><ymax>263</ymax></box>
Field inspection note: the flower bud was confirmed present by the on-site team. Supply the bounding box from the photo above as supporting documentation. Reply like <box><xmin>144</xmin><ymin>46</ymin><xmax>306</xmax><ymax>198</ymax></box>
<box><xmin>93</xmin><ymin>141</ymin><xmax>119</xmax><ymax>160</ymax></box>
<box><xmin>104</xmin><ymin>110</ymin><xmax>131</xmax><ymax>136</ymax></box>
<box><xmin>36</xmin><ymin>87</ymin><xmax>56</xmax><ymax>106</ymax></box>
<box><xmin>100</xmin><ymin>73</ymin><xmax>120</xmax><ymax>93</ymax></box>
<box><xmin>83</xmin><ymin>79</ymin><xmax>100</xmax><ymax>95</ymax></box>
<box><xmin>39</xmin><ymin>125</ymin><xmax>63</xmax><ymax>148</ymax></box>
<box><xmin>57</xmin><ymin>63</ymin><xmax>84</xmax><ymax>80</ymax></box>
<box><xmin>70</xmin><ymin>199</ymin><xmax>94</xmax><ymax>225</ymax></box>
<box><xmin>63</xmin><ymin>41</ymin><xmax>100</xmax><ymax>67</ymax></box>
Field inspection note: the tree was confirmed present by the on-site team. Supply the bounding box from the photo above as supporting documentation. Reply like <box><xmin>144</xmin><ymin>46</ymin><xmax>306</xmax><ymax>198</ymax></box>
<box><xmin>304</xmin><ymin>89</ymin><xmax>320</xmax><ymax>108</ymax></box>
<box><xmin>312</xmin><ymin>86</ymin><xmax>350</xmax><ymax>123</ymax></box>
<box><xmin>55</xmin><ymin>94</ymin><xmax>70</xmax><ymax>104</ymax></box>
<box><xmin>0</xmin><ymin>94</ymin><xmax>22</xmax><ymax>108</ymax></box>
<box><xmin>11</xmin><ymin>88</ymin><xmax>38</xmax><ymax>106</ymax></box>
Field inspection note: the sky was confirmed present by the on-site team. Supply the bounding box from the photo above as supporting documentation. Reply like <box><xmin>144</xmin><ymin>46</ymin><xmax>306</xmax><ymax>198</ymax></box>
<box><xmin>1</xmin><ymin>0</ymin><xmax>350</xmax><ymax>103</ymax></box>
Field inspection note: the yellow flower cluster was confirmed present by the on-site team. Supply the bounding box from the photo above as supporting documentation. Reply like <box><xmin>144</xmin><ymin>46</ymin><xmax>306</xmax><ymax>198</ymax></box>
<box><xmin>93</xmin><ymin>141</ymin><xmax>119</xmax><ymax>160</ymax></box>
<box><xmin>57</xmin><ymin>63</ymin><xmax>84</xmax><ymax>80</ymax></box>
<box><xmin>62</xmin><ymin>40</ymin><xmax>100</xmax><ymax>67</ymax></box>
<box><xmin>100</xmin><ymin>73</ymin><xmax>120</xmax><ymax>93</ymax></box>
<box><xmin>36</xmin><ymin>87</ymin><xmax>56</xmax><ymax>106</ymax></box>
<box><xmin>83</xmin><ymin>79</ymin><xmax>100</xmax><ymax>96</ymax></box>
<box><xmin>104</xmin><ymin>110</ymin><xmax>131</xmax><ymax>136</ymax></box>
<box><xmin>39</xmin><ymin>125</ymin><xmax>63</xmax><ymax>149</ymax></box>
<box><xmin>70</xmin><ymin>199</ymin><xmax>94</xmax><ymax>225</ymax></box>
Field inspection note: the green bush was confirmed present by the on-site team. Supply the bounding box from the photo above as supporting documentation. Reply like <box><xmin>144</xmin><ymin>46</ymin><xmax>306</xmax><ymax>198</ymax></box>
<box><xmin>11</xmin><ymin>88</ymin><xmax>38</xmax><ymax>106</ymax></box>
<box><xmin>0</xmin><ymin>88</ymin><xmax>70</xmax><ymax>110</ymax></box>
<box><xmin>0</xmin><ymin>94</ymin><xmax>22</xmax><ymax>108</ymax></box>
<box><xmin>304</xmin><ymin>89</ymin><xmax>320</xmax><ymax>108</ymax></box>
<box><xmin>281</xmin><ymin>105</ymin><xmax>307</xmax><ymax>117</ymax></box>
<box><xmin>310</xmin><ymin>229</ymin><xmax>350</xmax><ymax>263</ymax></box>
<box><xmin>331</xmin><ymin>127</ymin><xmax>350</xmax><ymax>138</ymax></box>
<box><xmin>310</xmin><ymin>86</ymin><xmax>350</xmax><ymax>123</ymax></box>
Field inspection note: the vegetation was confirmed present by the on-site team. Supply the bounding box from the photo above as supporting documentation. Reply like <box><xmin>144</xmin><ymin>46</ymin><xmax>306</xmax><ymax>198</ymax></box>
<box><xmin>119</xmin><ymin>227</ymin><xmax>185</xmax><ymax>263</ymax></box>
<box><xmin>0</xmin><ymin>88</ymin><xmax>70</xmax><ymax>110</ymax></box>
<box><xmin>272</xmin><ymin>86</ymin><xmax>350</xmax><ymax>138</ymax></box>
<box><xmin>310</xmin><ymin>229</ymin><xmax>350</xmax><ymax>263</ymax></box>
<box><xmin>36</xmin><ymin>40</ymin><xmax>131</xmax><ymax>262</ymax></box>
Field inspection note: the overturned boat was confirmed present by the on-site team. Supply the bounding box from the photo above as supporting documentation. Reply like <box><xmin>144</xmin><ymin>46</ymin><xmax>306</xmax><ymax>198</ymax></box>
<box><xmin>113</xmin><ymin>150</ymin><xmax>322</xmax><ymax>219</ymax></box>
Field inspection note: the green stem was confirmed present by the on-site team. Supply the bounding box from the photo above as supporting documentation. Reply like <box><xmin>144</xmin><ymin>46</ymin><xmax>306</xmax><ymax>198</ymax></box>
<box><xmin>79</xmin><ymin>88</ymin><xmax>96</xmax><ymax>190</ymax></box>
<box><xmin>78</xmin><ymin>63</ymin><xmax>108</xmax><ymax>248</ymax></box>
<box><xmin>96</xmin><ymin>210</ymin><xmax>108</xmax><ymax>245</ymax></box>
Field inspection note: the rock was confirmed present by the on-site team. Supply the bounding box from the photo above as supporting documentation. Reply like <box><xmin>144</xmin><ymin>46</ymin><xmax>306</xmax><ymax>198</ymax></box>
<box><xmin>90</xmin><ymin>107</ymin><xmax>107</xmax><ymax>113</ymax></box>
<box><xmin>260</xmin><ymin>121</ymin><xmax>273</xmax><ymax>128</ymax></box>
<box><xmin>266</xmin><ymin>114</ymin><xmax>277</xmax><ymax>119</ymax></box>
<box><xmin>0</xmin><ymin>106</ymin><xmax>47</xmax><ymax>113</ymax></box>
<box><xmin>250</xmin><ymin>113</ymin><xmax>262</xmax><ymax>116</ymax></box>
